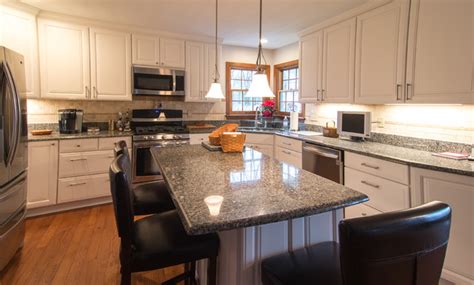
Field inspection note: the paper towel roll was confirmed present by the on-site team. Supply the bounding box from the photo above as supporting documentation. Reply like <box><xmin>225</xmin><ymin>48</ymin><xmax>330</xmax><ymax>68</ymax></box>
<box><xmin>290</xmin><ymin>112</ymin><xmax>299</xmax><ymax>131</ymax></box>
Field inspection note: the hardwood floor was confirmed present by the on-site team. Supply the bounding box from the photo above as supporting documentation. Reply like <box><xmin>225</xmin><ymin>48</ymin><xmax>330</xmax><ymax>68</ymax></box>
<box><xmin>0</xmin><ymin>204</ymin><xmax>185</xmax><ymax>285</ymax></box>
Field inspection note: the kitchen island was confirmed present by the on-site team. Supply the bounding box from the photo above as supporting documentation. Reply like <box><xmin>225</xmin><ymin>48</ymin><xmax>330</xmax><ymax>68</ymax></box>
<box><xmin>151</xmin><ymin>145</ymin><xmax>367</xmax><ymax>285</ymax></box>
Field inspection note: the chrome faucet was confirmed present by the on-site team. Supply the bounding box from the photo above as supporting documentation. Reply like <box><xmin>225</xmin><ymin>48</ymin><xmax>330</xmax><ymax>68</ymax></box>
<box><xmin>255</xmin><ymin>106</ymin><xmax>263</xmax><ymax>128</ymax></box>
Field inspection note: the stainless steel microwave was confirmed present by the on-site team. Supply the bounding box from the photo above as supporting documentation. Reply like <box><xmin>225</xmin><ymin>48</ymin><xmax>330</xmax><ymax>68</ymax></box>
<box><xmin>132</xmin><ymin>66</ymin><xmax>185</xmax><ymax>96</ymax></box>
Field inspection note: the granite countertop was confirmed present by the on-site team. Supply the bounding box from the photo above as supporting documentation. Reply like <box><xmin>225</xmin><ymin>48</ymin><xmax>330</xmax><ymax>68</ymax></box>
<box><xmin>276</xmin><ymin>132</ymin><xmax>474</xmax><ymax>177</ymax></box>
<box><xmin>151</xmin><ymin>145</ymin><xmax>368</xmax><ymax>235</ymax></box>
<box><xmin>27</xmin><ymin>130</ymin><xmax>133</xmax><ymax>142</ymax></box>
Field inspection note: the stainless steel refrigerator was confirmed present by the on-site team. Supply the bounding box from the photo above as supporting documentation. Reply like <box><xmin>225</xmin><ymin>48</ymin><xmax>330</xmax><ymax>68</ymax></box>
<box><xmin>0</xmin><ymin>47</ymin><xmax>28</xmax><ymax>271</ymax></box>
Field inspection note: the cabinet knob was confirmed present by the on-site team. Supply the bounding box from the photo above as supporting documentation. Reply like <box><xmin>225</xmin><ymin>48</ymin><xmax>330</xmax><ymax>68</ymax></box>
<box><xmin>76</xmin><ymin>145</ymin><xmax>81</xmax><ymax>147</ymax></box>
<box><xmin>51</xmin><ymin>143</ymin><xmax>55</xmax><ymax>146</ymax></box>
<box><xmin>361</xmin><ymin>213</ymin><xmax>367</xmax><ymax>216</ymax></box>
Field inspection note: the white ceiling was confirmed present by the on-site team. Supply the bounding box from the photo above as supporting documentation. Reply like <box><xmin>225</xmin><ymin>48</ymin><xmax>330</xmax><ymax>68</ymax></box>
<box><xmin>20</xmin><ymin>0</ymin><xmax>369</xmax><ymax>49</ymax></box>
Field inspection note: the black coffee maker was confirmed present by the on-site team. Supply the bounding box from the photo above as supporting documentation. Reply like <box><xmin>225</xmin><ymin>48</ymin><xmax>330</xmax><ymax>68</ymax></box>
<box><xmin>58</xmin><ymin>109</ymin><xmax>83</xmax><ymax>134</ymax></box>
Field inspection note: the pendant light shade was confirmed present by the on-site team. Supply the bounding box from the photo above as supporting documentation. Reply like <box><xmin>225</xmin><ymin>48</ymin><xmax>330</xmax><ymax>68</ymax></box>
<box><xmin>206</xmin><ymin>82</ymin><xmax>225</xmax><ymax>99</ymax></box>
<box><xmin>245</xmin><ymin>0</ymin><xmax>275</xmax><ymax>98</ymax></box>
<box><xmin>246</xmin><ymin>73</ymin><xmax>275</xmax><ymax>98</ymax></box>
<box><xmin>205</xmin><ymin>0</ymin><xmax>225</xmax><ymax>99</ymax></box>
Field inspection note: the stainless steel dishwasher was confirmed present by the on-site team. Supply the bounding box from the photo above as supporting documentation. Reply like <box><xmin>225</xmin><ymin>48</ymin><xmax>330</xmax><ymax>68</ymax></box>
<box><xmin>302</xmin><ymin>142</ymin><xmax>344</xmax><ymax>184</ymax></box>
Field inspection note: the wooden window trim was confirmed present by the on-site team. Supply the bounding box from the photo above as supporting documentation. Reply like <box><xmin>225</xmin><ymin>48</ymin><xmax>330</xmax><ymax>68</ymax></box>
<box><xmin>273</xmin><ymin>60</ymin><xmax>304</xmax><ymax>118</ymax></box>
<box><xmin>225</xmin><ymin>62</ymin><xmax>271</xmax><ymax>118</ymax></box>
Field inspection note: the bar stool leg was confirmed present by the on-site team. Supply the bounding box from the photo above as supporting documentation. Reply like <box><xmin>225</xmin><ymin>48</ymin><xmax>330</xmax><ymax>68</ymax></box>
<box><xmin>207</xmin><ymin>256</ymin><xmax>217</xmax><ymax>285</ymax></box>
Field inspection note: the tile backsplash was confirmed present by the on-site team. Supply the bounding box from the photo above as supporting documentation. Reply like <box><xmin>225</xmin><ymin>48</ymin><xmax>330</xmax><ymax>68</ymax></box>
<box><xmin>27</xmin><ymin>97</ymin><xmax>226</xmax><ymax>123</ymax></box>
<box><xmin>305</xmin><ymin>103</ymin><xmax>474</xmax><ymax>145</ymax></box>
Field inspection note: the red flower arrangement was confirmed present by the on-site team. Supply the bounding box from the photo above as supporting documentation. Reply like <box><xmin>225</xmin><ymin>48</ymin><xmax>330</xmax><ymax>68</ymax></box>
<box><xmin>261</xmin><ymin>100</ymin><xmax>276</xmax><ymax>117</ymax></box>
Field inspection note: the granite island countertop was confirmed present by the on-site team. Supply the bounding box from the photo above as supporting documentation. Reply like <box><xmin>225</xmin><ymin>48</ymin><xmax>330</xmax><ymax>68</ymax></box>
<box><xmin>151</xmin><ymin>145</ymin><xmax>368</xmax><ymax>235</ymax></box>
<box><xmin>27</xmin><ymin>130</ymin><xmax>133</xmax><ymax>142</ymax></box>
<box><xmin>275</xmin><ymin>132</ymin><xmax>474</xmax><ymax>177</ymax></box>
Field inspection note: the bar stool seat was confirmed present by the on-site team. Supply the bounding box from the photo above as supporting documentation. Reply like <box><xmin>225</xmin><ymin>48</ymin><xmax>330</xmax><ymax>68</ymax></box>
<box><xmin>261</xmin><ymin>202</ymin><xmax>451</xmax><ymax>285</ymax></box>
<box><xmin>261</xmin><ymin>242</ymin><xmax>342</xmax><ymax>285</ymax></box>
<box><xmin>132</xmin><ymin>209</ymin><xmax>219</xmax><ymax>272</ymax></box>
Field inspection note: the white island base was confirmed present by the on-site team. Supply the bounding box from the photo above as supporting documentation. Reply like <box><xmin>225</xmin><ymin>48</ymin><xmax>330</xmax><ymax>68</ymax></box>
<box><xmin>197</xmin><ymin>209</ymin><xmax>343</xmax><ymax>285</ymax></box>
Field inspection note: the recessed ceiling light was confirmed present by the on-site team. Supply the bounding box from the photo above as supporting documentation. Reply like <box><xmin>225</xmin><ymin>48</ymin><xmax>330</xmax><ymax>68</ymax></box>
<box><xmin>260</xmin><ymin>38</ymin><xmax>268</xmax><ymax>44</ymax></box>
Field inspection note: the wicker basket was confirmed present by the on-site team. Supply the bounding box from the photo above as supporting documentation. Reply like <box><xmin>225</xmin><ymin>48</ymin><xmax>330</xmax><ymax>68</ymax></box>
<box><xmin>322</xmin><ymin>121</ymin><xmax>339</xmax><ymax>138</ymax></box>
<box><xmin>220</xmin><ymin>132</ymin><xmax>246</xmax><ymax>153</ymax></box>
<box><xmin>208</xmin><ymin>124</ymin><xmax>239</xmax><ymax>146</ymax></box>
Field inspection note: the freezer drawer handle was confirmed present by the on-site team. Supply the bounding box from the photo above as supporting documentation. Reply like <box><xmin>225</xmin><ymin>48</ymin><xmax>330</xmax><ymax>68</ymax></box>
<box><xmin>0</xmin><ymin>207</ymin><xmax>26</xmax><ymax>238</ymax></box>
<box><xmin>0</xmin><ymin>179</ymin><xmax>25</xmax><ymax>202</ymax></box>
<box><xmin>361</xmin><ymin>180</ymin><xmax>380</xmax><ymax>189</ymax></box>
<box><xmin>361</xmin><ymin>163</ymin><xmax>380</xmax><ymax>170</ymax></box>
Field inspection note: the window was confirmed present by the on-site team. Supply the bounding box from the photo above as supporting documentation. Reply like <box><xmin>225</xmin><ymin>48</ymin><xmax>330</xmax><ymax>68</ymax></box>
<box><xmin>274</xmin><ymin>60</ymin><xmax>303</xmax><ymax>115</ymax></box>
<box><xmin>226</xmin><ymin>62</ymin><xmax>271</xmax><ymax>117</ymax></box>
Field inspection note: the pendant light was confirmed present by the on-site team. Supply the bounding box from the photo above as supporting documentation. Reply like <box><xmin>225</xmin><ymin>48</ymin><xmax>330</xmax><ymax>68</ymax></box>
<box><xmin>245</xmin><ymin>0</ymin><xmax>275</xmax><ymax>98</ymax></box>
<box><xmin>205</xmin><ymin>0</ymin><xmax>225</xmax><ymax>99</ymax></box>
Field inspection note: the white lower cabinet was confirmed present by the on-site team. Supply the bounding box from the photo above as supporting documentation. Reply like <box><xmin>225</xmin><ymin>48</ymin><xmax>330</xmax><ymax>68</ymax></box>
<box><xmin>274</xmin><ymin>136</ymin><xmax>302</xmax><ymax>168</ymax></box>
<box><xmin>27</xmin><ymin>141</ymin><xmax>59</xmax><ymax>209</ymax></box>
<box><xmin>243</xmin><ymin>133</ymin><xmax>275</xmax><ymax>158</ymax></box>
<box><xmin>58</xmin><ymin>150</ymin><xmax>115</xmax><ymax>178</ymax></box>
<box><xmin>58</xmin><ymin>173</ymin><xmax>110</xmax><ymax>203</ymax></box>
<box><xmin>411</xmin><ymin>167</ymin><xmax>474</xmax><ymax>284</ymax></box>
<box><xmin>344</xmin><ymin>203</ymin><xmax>381</xmax><ymax>219</ymax></box>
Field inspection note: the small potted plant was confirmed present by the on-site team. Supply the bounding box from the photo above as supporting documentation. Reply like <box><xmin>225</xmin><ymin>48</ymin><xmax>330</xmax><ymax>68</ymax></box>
<box><xmin>261</xmin><ymin>100</ymin><xmax>276</xmax><ymax>117</ymax></box>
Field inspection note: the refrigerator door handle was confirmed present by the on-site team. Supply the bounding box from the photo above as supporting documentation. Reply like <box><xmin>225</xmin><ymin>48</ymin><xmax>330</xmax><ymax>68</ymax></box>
<box><xmin>2</xmin><ymin>62</ymin><xmax>20</xmax><ymax>167</ymax></box>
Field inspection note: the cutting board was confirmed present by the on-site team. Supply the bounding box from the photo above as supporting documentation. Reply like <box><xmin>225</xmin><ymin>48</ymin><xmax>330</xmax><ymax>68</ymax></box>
<box><xmin>187</xmin><ymin>124</ymin><xmax>216</xmax><ymax>130</ymax></box>
<box><xmin>201</xmin><ymin>141</ymin><xmax>222</xmax><ymax>151</ymax></box>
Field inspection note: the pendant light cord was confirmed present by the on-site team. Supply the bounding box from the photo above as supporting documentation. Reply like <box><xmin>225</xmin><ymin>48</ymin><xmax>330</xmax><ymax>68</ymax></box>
<box><xmin>213</xmin><ymin>0</ymin><xmax>220</xmax><ymax>82</ymax></box>
<box><xmin>256</xmin><ymin>0</ymin><xmax>264</xmax><ymax>72</ymax></box>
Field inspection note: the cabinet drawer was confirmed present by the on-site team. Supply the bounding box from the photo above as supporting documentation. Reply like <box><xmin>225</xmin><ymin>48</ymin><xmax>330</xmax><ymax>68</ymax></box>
<box><xmin>246</xmin><ymin>144</ymin><xmax>274</xmax><ymax>158</ymax></box>
<box><xmin>275</xmin><ymin>136</ymin><xmax>302</xmax><ymax>153</ymax></box>
<box><xmin>345</xmin><ymin>167</ymin><xmax>409</xmax><ymax>212</ymax></box>
<box><xmin>59</xmin><ymin>150</ymin><xmax>115</xmax><ymax>178</ymax></box>
<box><xmin>190</xmin><ymin>133</ymin><xmax>211</xmax><ymax>145</ymax></box>
<box><xmin>60</xmin><ymin>139</ymin><xmax>98</xmax><ymax>153</ymax></box>
<box><xmin>345</xmin><ymin>152</ymin><xmax>409</xmax><ymax>184</ymax></box>
<box><xmin>275</xmin><ymin>146</ymin><xmax>302</xmax><ymax>168</ymax></box>
<box><xmin>245</xmin><ymin>133</ymin><xmax>274</xmax><ymax>145</ymax></box>
<box><xmin>98</xmin><ymin>136</ymin><xmax>131</xmax><ymax>150</ymax></box>
<box><xmin>344</xmin><ymin>203</ymin><xmax>381</xmax><ymax>219</ymax></box>
<box><xmin>57</xmin><ymin>173</ymin><xmax>110</xmax><ymax>203</ymax></box>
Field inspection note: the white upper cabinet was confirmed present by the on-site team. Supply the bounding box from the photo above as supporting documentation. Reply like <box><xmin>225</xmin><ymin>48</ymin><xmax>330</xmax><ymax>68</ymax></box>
<box><xmin>38</xmin><ymin>19</ymin><xmax>90</xmax><ymax>100</ymax></box>
<box><xmin>299</xmin><ymin>31</ymin><xmax>323</xmax><ymax>103</ymax></box>
<box><xmin>405</xmin><ymin>0</ymin><xmax>473</xmax><ymax>104</ymax></box>
<box><xmin>185</xmin><ymin>41</ymin><xmax>204</xmax><ymax>102</ymax></box>
<box><xmin>131</xmin><ymin>34</ymin><xmax>185</xmax><ymax>68</ymax></box>
<box><xmin>321</xmin><ymin>18</ymin><xmax>356</xmax><ymax>103</ymax></box>
<box><xmin>131</xmin><ymin>34</ymin><xmax>160</xmax><ymax>66</ymax></box>
<box><xmin>159</xmin><ymin>37</ymin><xmax>185</xmax><ymax>68</ymax></box>
<box><xmin>0</xmin><ymin>7</ymin><xmax>39</xmax><ymax>98</ymax></box>
<box><xmin>354</xmin><ymin>1</ymin><xmax>409</xmax><ymax>104</ymax></box>
<box><xmin>90</xmin><ymin>28</ymin><xmax>132</xmax><ymax>101</ymax></box>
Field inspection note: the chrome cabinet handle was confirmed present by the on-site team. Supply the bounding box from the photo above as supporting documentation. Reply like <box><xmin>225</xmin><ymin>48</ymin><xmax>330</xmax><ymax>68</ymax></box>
<box><xmin>85</xmin><ymin>86</ymin><xmax>90</xmax><ymax>98</ymax></box>
<box><xmin>361</xmin><ymin>212</ymin><xmax>367</xmax><ymax>216</ymax></box>
<box><xmin>321</xmin><ymin>89</ymin><xmax>325</xmax><ymax>101</ymax></box>
<box><xmin>51</xmin><ymin>143</ymin><xmax>55</xmax><ymax>146</ymax></box>
<box><xmin>406</xmin><ymin>83</ymin><xmax>413</xmax><ymax>100</ymax></box>
<box><xmin>396</xmin><ymin>84</ymin><xmax>402</xmax><ymax>100</ymax></box>
<box><xmin>69</xmin><ymin>158</ymin><xmax>87</xmax><ymax>161</ymax></box>
<box><xmin>361</xmin><ymin>180</ymin><xmax>380</xmax><ymax>189</ymax></box>
<box><xmin>361</xmin><ymin>162</ymin><xmax>379</xmax><ymax>170</ymax></box>
<box><xmin>282</xmin><ymin>142</ymin><xmax>291</xmax><ymax>146</ymax></box>
<box><xmin>282</xmin><ymin>150</ymin><xmax>291</xmax><ymax>155</ymax></box>
<box><xmin>69</xmin><ymin>182</ymin><xmax>87</xmax><ymax>187</ymax></box>
<box><xmin>93</xmin><ymin>86</ymin><xmax>97</xmax><ymax>99</ymax></box>
<box><xmin>316</xmin><ymin>89</ymin><xmax>321</xmax><ymax>101</ymax></box>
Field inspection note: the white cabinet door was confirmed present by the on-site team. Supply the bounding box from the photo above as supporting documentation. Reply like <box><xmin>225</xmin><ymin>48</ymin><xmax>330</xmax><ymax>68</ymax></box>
<box><xmin>405</xmin><ymin>0</ymin><xmax>473</xmax><ymax>104</ymax></box>
<box><xmin>185</xmin><ymin>41</ymin><xmax>204</xmax><ymax>102</ymax></box>
<box><xmin>131</xmin><ymin>34</ymin><xmax>160</xmax><ymax>66</ymax></box>
<box><xmin>275</xmin><ymin>146</ymin><xmax>302</xmax><ymax>168</ymax></box>
<box><xmin>411</xmin><ymin>168</ymin><xmax>474</xmax><ymax>283</ymax></box>
<box><xmin>321</xmin><ymin>18</ymin><xmax>356</xmax><ymax>103</ymax></box>
<box><xmin>159</xmin><ymin>38</ymin><xmax>185</xmax><ymax>68</ymax></box>
<box><xmin>38</xmin><ymin>19</ymin><xmax>90</xmax><ymax>100</ymax></box>
<box><xmin>0</xmin><ymin>7</ymin><xmax>39</xmax><ymax>98</ymax></box>
<box><xmin>27</xmin><ymin>141</ymin><xmax>58</xmax><ymax>209</ymax></box>
<box><xmin>90</xmin><ymin>28</ymin><xmax>132</xmax><ymax>101</ymax></box>
<box><xmin>299</xmin><ymin>31</ymin><xmax>322</xmax><ymax>103</ymax></box>
<box><xmin>354</xmin><ymin>1</ymin><xmax>409</xmax><ymax>104</ymax></box>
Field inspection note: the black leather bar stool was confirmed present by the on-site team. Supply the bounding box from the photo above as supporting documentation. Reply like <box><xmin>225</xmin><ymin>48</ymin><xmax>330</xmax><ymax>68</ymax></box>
<box><xmin>110</xmin><ymin>154</ymin><xmax>219</xmax><ymax>285</ymax></box>
<box><xmin>114</xmin><ymin>140</ymin><xmax>175</xmax><ymax>215</ymax></box>
<box><xmin>261</xmin><ymin>201</ymin><xmax>452</xmax><ymax>285</ymax></box>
